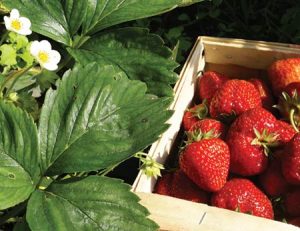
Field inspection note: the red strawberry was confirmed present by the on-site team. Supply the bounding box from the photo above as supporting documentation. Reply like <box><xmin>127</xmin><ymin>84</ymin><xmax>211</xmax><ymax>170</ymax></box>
<box><xmin>248</xmin><ymin>78</ymin><xmax>274</xmax><ymax>110</ymax></box>
<box><xmin>211</xmin><ymin>178</ymin><xmax>274</xmax><ymax>219</ymax></box>
<box><xmin>209</xmin><ymin>79</ymin><xmax>262</xmax><ymax>118</ymax></box>
<box><xmin>154</xmin><ymin>172</ymin><xmax>173</xmax><ymax>196</ymax></box>
<box><xmin>198</xmin><ymin>71</ymin><xmax>228</xmax><ymax>104</ymax></box>
<box><xmin>189</xmin><ymin>118</ymin><xmax>227</xmax><ymax>140</ymax></box>
<box><xmin>282</xmin><ymin>133</ymin><xmax>300</xmax><ymax>185</ymax></box>
<box><xmin>170</xmin><ymin>170</ymin><xmax>209</xmax><ymax>203</ymax></box>
<box><xmin>226</xmin><ymin>131</ymin><xmax>270</xmax><ymax>176</ymax></box>
<box><xmin>179</xmin><ymin>138</ymin><xmax>230</xmax><ymax>192</ymax></box>
<box><xmin>274</xmin><ymin>120</ymin><xmax>296</xmax><ymax>145</ymax></box>
<box><xmin>182</xmin><ymin>102</ymin><xmax>208</xmax><ymax>131</ymax></box>
<box><xmin>226</xmin><ymin>108</ymin><xmax>278</xmax><ymax>176</ymax></box>
<box><xmin>284</xmin><ymin>188</ymin><xmax>300</xmax><ymax>217</ymax></box>
<box><xmin>154</xmin><ymin>170</ymin><xmax>209</xmax><ymax>203</ymax></box>
<box><xmin>228</xmin><ymin>107</ymin><xmax>277</xmax><ymax>136</ymax></box>
<box><xmin>268</xmin><ymin>58</ymin><xmax>300</xmax><ymax>95</ymax></box>
<box><xmin>259</xmin><ymin>156</ymin><xmax>290</xmax><ymax>197</ymax></box>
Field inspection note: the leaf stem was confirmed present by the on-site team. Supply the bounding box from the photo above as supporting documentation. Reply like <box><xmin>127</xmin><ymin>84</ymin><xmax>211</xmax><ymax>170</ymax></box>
<box><xmin>0</xmin><ymin>30</ymin><xmax>8</xmax><ymax>46</ymax></box>
<box><xmin>3</xmin><ymin>64</ymin><xmax>34</xmax><ymax>97</ymax></box>
<box><xmin>0</xmin><ymin>202</ymin><xmax>27</xmax><ymax>226</ymax></box>
<box><xmin>99</xmin><ymin>163</ymin><xmax>120</xmax><ymax>176</ymax></box>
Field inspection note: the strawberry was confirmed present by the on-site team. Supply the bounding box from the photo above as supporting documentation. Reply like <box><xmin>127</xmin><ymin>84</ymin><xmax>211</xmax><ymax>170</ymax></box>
<box><xmin>179</xmin><ymin>138</ymin><xmax>230</xmax><ymax>192</ymax></box>
<box><xmin>154</xmin><ymin>172</ymin><xmax>173</xmax><ymax>196</ymax></box>
<box><xmin>198</xmin><ymin>71</ymin><xmax>228</xmax><ymax>104</ymax></box>
<box><xmin>284</xmin><ymin>188</ymin><xmax>300</xmax><ymax>217</ymax></box>
<box><xmin>211</xmin><ymin>178</ymin><xmax>274</xmax><ymax>219</ymax></box>
<box><xmin>154</xmin><ymin>170</ymin><xmax>209</xmax><ymax>203</ymax></box>
<box><xmin>226</xmin><ymin>108</ymin><xmax>278</xmax><ymax>176</ymax></box>
<box><xmin>182</xmin><ymin>102</ymin><xmax>208</xmax><ymax>131</ymax></box>
<box><xmin>170</xmin><ymin>170</ymin><xmax>209</xmax><ymax>203</ymax></box>
<box><xmin>209</xmin><ymin>79</ymin><xmax>262</xmax><ymax>119</ymax></box>
<box><xmin>268</xmin><ymin>58</ymin><xmax>300</xmax><ymax>95</ymax></box>
<box><xmin>248</xmin><ymin>78</ymin><xmax>274</xmax><ymax>111</ymax></box>
<box><xmin>189</xmin><ymin>118</ymin><xmax>227</xmax><ymax>140</ymax></box>
<box><xmin>281</xmin><ymin>133</ymin><xmax>300</xmax><ymax>185</ymax></box>
<box><xmin>226</xmin><ymin>131</ymin><xmax>270</xmax><ymax>176</ymax></box>
<box><xmin>228</xmin><ymin>107</ymin><xmax>277</xmax><ymax>136</ymax></box>
<box><xmin>259</xmin><ymin>155</ymin><xmax>290</xmax><ymax>197</ymax></box>
<box><xmin>274</xmin><ymin>120</ymin><xmax>296</xmax><ymax>145</ymax></box>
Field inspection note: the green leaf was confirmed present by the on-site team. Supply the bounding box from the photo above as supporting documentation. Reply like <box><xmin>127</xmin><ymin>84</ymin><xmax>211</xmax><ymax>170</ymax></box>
<box><xmin>3</xmin><ymin>0</ymin><xmax>203</xmax><ymax>44</ymax></box>
<box><xmin>17</xmin><ymin>43</ymin><xmax>35</xmax><ymax>68</ymax></box>
<box><xmin>69</xmin><ymin>28</ymin><xmax>178</xmax><ymax>97</ymax></box>
<box><xmin>0</xmin><ymin>102</ymin><xmax>39</xmax><ymax>209</ymax></box>
<box><xmin>8</xmin><ymin>32</ymin><xmax>29</xmax><ymax>50</ymax></box>
<box><xmin>35</xmin><ymin>69</ymin><xmax>60</xmax><ymax>92</ymax></box>
<box><xmin>39</xmin><ymin>63</ymin><xmax>172</xmax><ymax>175</ymax></box>
<box><xmin>27</xmin><ymin>176</ymin><xmax>158</xmax><ymax>231</ymax></box>
<box><xmin>0</xmin><ymin>44</ymin><xmax>17</xmax><ymax>67</ymax></box>
<box><xmin>62</xmin><ymin>0</ymin><xmax>88</xmax><ymax>36</ymax></box>
<box><xmin>16</xmin><ymin>91</ymin><xmax>40</xmax><ymax>121</ymax></box>
<box><xmin>80</xmin><ymin>0</ymin><xmax>205</xmax><ymax>34</ymax></box>
<box><xmin>2</xmin><ymin>0</ymin><xmax>71</xmax><ymax>45</ymax></box>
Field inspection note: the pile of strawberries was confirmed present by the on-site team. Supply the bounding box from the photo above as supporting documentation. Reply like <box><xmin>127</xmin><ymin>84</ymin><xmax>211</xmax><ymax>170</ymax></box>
<box><xmin>154</xmin><ymin>58</ymin><xmax>300</xmax><ymax>227</ymax></box>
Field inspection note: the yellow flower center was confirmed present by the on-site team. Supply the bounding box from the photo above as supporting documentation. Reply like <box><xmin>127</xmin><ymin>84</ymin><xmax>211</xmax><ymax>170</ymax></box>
<box><xmin>38</xmin><ymin>51</ymin><xmax>49</xmax><ymax>63</ymax></box>
<box><xmin>11</xmin><ymin>19</ymin><xmax>21</xmax><ymax>30</ymax></box>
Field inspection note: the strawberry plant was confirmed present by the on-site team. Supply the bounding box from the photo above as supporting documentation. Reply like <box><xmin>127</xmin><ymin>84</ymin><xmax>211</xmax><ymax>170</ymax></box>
<box><xmin>0</xmin><ymin>0</ymin><xmax>204</xmax><ymax>230</ymax></box>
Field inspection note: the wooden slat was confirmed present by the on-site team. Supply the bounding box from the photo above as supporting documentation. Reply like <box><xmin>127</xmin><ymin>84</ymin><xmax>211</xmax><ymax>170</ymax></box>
<box><xmin>200</xmin><ymin>36</ymin><xmax>300</xmax><ymax>69</ymax></box>
<box><xmin>137</xmin><ymin>192</ymin><xmax>300</xmax><ymax>231</ymax></box>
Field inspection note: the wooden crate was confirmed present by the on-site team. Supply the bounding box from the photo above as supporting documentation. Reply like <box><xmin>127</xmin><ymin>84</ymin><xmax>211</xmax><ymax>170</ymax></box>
<box><xmin>133</xmin><ymin>36</ymin><xmax>300</xmax><ymax>231</ymax></box>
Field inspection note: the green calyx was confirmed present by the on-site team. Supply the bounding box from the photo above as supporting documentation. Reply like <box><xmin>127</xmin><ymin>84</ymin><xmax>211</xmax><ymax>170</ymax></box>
<box><xmin>188</xmin><ymin>99</ymin><xmax>208</xmax><ymax>120</ymax></box>
<box><xmin>275</xmin><ymin>91</ymin><xmax>300</xmax><ymax>132</ymax></box>
<box><xmin>251</xmin><ymin>128</ymin><xmax>279</xmax><ymax>156</ymax></box>
<box><xmin>134</xmin><ymin>152</ymin><xmax>164</xmax><ymax>179</ymax></box>
<box><xmin>187</xmin><ymin>128</ymin><xmax>219</xmax><ymax>144</ymax></box>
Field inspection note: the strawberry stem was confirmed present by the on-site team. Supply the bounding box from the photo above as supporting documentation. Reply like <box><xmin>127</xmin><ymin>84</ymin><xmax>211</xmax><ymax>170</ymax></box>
<box><xmin>134</xmin><ymin>152</ymin><xmax>164</xmax><ymax>179</ymax></box>
<box><xmin>289</xmin><ymin>108</ymin><xmax>299</xmax><ymax>133</ymax></box>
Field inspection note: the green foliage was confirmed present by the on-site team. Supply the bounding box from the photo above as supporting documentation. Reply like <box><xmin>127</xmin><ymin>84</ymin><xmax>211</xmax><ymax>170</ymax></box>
<box><xmin>2</xmin><ymin>0</ymin><xmax>204</xmax><ymax>45</ymax></box>
<box><xmin>38</xmin><ymin>63</ymin><xmax>172</xmax><ymax>175</ymax></box>
<box><xmin>2</xmin><ymin>0</ymin><xmax>203</xmax><ymax>97</ymax></box>
<box><xmin>27</xmin><ymin>176</ymin><xmax>158</xmax><ymax>231</ymax></box>
<box><xmin>0</xmin><ymin>0</ymin><xmax>204</xmax><ymax>230</ymax></box>
<box><xmin>69</xmin><ymin>28</ymin><xmax>178</xmax><ymax>97</ymax></box>
<box><xmin>0</xmin><ymin>101</ymin><xmax>39</xmax><ymax>210</ymax></box>
<box><xmin>0</xmin><ymin>32</ymin><xmax>34</xmax><ymax>74</ymax></box>
<box><xmin>0</xmin><ymin>63</ymin><xmax>171</xmax><ymax>230</ymax></box>
<box><xmin>0</xmin><ymin>44</ymin><xmax>16</xmax><ymax>67</ymax></box>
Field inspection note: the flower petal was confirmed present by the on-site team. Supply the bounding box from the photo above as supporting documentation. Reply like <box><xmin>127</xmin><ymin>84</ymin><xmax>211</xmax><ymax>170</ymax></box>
<box><xmin>10</xmin><ymin>9</ymin><xmax>20</xmax><ymax>19</ymax></box>
<box><xmin>20</xmin><ymin>17</ymin><xmax>31</xmax><ymax>28</ymax></box>
<box><xmin>42</xmin><ymin>62</ymin><xmax>58</xmax><ymax>71</ymax></box>
<box><xmin>30</xmin><ymin>41</ymin><xmax>41</xmax><ymax>56</ymax></box>
<box><xmin>18</xmin><ymin>28</ymin><xmax>32</xmax><ymax>36</ymax></box>
<box><xmin>49</xmin><ymin>50</ymin><xmax>61</xmax><ymax>64</ymax></box>
<box><xmin>39</xmin><ymin>40</ymin><xmax>52</xmax><ymax>51</ymax></box>
<box><xmin>3</xmin><ymin>16</ymin><xmax>11</xmax><ymax>30</ymax></box>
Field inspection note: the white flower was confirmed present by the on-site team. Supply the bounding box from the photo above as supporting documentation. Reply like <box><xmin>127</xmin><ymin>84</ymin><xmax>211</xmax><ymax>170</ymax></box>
<box><xmin>4</xmin><ymin>9</ymin><xmax>32</xmax><ymax>35</ymax></box>
<box><xmin>30</xmin><ymin>40</ymin><xmax>61</xmax><ymax>71</ymax></box>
